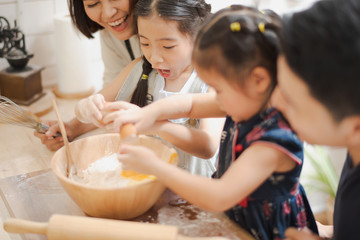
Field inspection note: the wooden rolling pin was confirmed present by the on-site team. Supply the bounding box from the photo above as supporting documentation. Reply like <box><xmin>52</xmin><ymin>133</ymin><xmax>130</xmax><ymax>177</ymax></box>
<box><xmin>4</xmin><ymin>214</ymin><xmax>229</xmax><ymax>240</ymax></box>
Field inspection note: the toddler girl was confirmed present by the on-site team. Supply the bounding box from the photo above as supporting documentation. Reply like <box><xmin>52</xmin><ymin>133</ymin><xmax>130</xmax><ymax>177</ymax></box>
<box><xmin>108</xmin><ymin>5</ymin><xmax>318</xmax><ymax>240</ymax></box>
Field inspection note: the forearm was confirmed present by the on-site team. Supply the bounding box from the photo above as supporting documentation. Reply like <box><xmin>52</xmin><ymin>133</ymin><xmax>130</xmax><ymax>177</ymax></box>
<box><xmin>67</xmin><ymin>118</ymin><xmax>97</xmax><ymax>141</ymax></box>
<box><xmin>151</xmin><ymin>161</ymin><xmax>231</xmax><ymax>212</ymax></box>
<box><xmin>144</xmin><ymin>92</ymin><xmax>225</xmax><ymax>121</ymax></box>
<box><xmin>143</xmin><ymin>94</ymin><xmax>194</xmax><ymax>121</ymax></box>
<box><xmin>152</xmin><ymin>121</ymin><xmax>218</xmax><ymax>159</ymax></box>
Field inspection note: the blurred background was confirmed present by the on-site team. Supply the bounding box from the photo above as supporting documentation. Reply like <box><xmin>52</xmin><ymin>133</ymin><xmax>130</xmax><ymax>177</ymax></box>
<box><xmin>0</xmin><ymin>0</ymin><xmax>320</xmax><ymax>90</ymax></box>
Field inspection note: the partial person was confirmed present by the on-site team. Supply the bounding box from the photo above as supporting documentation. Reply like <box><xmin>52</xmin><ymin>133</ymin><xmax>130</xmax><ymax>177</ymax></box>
<box><xmin>103</xmin><ymin>5</ymin><xmax>318</xmax><ymax>240</ymax></box>
<box><xmin>270</xmin><ymin>0</ymin><xmax>360</xmax><ymax>239</ymax></box>
<box><xmin>69</xmin><ymin>0</ymin><xmax>142</xmax><ymax>85</ymax></box>
<box><xmin>40</xmin><ymin>0</ymin><xmax>221</xmax><ymax>177</ymax></box>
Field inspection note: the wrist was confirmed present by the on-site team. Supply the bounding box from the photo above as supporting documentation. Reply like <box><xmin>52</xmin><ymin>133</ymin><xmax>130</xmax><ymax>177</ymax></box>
<box><xmin>67</xmin><ymin>118</ymin><xmax>91</xmax><ymax>140</ymax></box>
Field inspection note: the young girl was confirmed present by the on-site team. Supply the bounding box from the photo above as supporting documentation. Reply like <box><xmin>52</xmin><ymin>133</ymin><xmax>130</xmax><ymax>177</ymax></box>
<box><xmin>74</xmin><ymin>0</ymin><xmax>222</xmax><ymax>177</ymax></box>
<box><xmin>272</xmin><ymin>0</ymin><xmax>360</xmax><ymax>239</ymax></box>
<box><xmin>104</xmin><ymin>5</ymin><xmax>318</xmax><ymax>240</ymax></box>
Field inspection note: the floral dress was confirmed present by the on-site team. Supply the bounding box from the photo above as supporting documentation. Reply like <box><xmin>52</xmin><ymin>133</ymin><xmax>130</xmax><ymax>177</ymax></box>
<box><xmin>213</xmin><ymin>108</ymin><xmax>318</xmax><ymax>240</ymax></box>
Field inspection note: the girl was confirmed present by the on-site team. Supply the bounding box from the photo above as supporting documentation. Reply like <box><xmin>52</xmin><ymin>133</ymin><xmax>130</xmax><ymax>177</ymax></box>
<box><xmin>104</xmin><ymin>5</ymin><xmax>318</xmax><ymax>240</ymax></box>
<box><xmin>74</xmin><ymin>0</ymin><xmax>222</xmax><ymax>177</ymax></box>
<box><xmin>272</xmin><ymin>0</ymin><xmax>360</xmax><ymax>239</ymax></box>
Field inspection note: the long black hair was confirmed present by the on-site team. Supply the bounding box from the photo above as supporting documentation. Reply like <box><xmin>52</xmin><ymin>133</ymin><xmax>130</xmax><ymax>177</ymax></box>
<box><xmin>193</xmin><ymin>5</ymin><xmax>281</xmax><ymax>95</ymax></box>
<box><xmin>130</xmin><ymin>0</ymin><xmax>211</xmax><ymax>107</ymax></box>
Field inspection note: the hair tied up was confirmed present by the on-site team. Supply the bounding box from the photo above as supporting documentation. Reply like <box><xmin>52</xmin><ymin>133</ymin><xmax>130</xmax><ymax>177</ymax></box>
<box><xmin>141</xmin><ymin>74</ymin><xmax>149</xmax><ymax>80</ymax></box>
<box><xmin>230</xmin><ymin>22</ymin><xmax>241</xmax><ymax>32</ymax></box>
<box><xmin>258</xmin><ymin>22</ymin><xmax>265</xmax><ymax>33</ymax></box>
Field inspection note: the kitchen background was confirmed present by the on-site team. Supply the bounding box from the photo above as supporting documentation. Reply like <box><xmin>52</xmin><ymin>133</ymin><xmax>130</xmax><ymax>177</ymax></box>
<box><xmin>0</xmin><ymin>0</ymin><xmax>346</xmax><ymax>222</ymax></box>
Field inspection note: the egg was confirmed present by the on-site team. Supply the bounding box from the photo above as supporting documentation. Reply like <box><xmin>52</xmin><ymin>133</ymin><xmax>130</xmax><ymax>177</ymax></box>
<box><xmin>120</xmin><ymin>123</ymin><xmax>137</xmax><ymax>139</ymax></box>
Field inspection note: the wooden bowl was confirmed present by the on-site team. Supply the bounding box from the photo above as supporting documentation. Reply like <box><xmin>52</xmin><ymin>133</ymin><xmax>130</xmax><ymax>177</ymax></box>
<box><xmin>51</xmin><ymin>133</ymin><xmax>178</xmax><ymax>219</ymax></box>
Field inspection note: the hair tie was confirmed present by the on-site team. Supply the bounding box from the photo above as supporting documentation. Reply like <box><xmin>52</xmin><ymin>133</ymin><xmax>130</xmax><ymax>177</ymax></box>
<box><xmin>141</xmin><ymin>74</ymin><xmax>149</xmax><ymax>80</ymax></box>
<box><xmin>230</xmin><ymin>22</ymin><xmax>241</xmax><ymax>32</ymax></box>
<box><xmin>258</xmin><ymin>22</ymin><xmax>265</xmax><ymax>33</ymax></box>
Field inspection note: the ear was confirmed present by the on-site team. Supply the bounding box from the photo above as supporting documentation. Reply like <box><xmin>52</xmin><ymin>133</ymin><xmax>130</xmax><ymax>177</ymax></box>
<box><xmin>344</xmin><ymin>115</ymin><xmax>360</xmax><ymax>148</ymax></box>
<box><xmin>249</xmin><ymin>67</ymin><xmax>272</xmax><ymax>94</ymax></box>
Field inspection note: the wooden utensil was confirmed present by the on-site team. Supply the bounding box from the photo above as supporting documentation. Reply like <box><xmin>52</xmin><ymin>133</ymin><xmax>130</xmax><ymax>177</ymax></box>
<box><xmin>51</xmin><ymin>98</ymin><xmax>73</xmax><ymax>177</ymax></box>
<box><xmin>4</xmin><ymin>214</ymin><xmax>229</xmax><ymax>240</ymax></box>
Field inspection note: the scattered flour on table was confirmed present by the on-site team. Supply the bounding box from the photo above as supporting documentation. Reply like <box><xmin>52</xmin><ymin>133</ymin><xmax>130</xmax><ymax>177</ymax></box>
<box><xmin>157</xmin><ymin>204</ymin><xmax>241</xmax><ymax>239</ymax></box>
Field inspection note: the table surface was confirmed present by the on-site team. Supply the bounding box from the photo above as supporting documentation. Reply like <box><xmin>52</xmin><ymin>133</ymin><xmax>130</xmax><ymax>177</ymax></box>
<box><xmin>0</xmin><ymin>94</ymin><xmax>253</xmax><ymax>240</ymax></box>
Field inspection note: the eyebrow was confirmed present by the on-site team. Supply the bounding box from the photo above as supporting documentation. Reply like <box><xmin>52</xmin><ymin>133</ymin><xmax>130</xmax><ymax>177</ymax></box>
<box><xmin>139</xmin><ymin>35</ymin><xmax>177</xmax><ymax>41</ymax></box>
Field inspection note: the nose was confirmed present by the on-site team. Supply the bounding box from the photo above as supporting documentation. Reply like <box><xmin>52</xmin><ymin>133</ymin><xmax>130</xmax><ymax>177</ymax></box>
<box><xmin>149</xmin><ymin>48</ymin><xmax>163</xmax><ymax>65</ymax></box>
<box><xmin>102</xmin><ymin>1</ymin><xmax>117</xmax><ymax>20</ymax></box>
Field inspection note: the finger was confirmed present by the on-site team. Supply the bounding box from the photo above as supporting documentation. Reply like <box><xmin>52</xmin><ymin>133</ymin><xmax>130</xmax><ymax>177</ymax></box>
<box><xmin>104</xmin><ymin>122</ymin><xmax>115</xmax><ymax>132</ymax></box>
<box><xmin>48</xmin><ymin>141</ymin><xmax>65</xmax><ymax>151</ymax></box>
<box><xmin>33</xmin><ymin>131</ymin><xmax>43</xmax><ymax>138</ymax></box>
<box><xmin>105</xmin><ymin>113</ymin><xmax>126</xmax><ymax>132</ymax></box>
<box><xmin>92</xmin><ymin>94</ymin><xmax>106</xmax><ymax>108</ymax></box>
<box><xmin>88</xmin><ymin>102</ymin><xmax>103</xmax><ymax>122</ymax></box>
<box><xmin>102</xmin><ymin>111</ymin><xmax>118</xmax><ymax>125</ymax></box>
<box><xmin>104</xmin><ymin>101</ymin><xmax>138</xmax><ymax>111</ymax></box>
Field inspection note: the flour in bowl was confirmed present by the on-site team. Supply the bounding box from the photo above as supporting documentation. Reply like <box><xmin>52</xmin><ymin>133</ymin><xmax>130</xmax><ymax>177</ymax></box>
<box><xmin>70</xmin><ymin>153</ymin><xmax>156</xmax><ymax>187</ymax></box>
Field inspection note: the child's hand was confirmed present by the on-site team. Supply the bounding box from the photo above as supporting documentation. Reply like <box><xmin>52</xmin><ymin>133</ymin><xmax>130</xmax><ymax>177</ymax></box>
<box><xmin>102</xmin><ymin>102</ymin><xmax>157</xmax><ymax>134</ymax></box>
<box><xmin>285</xmin><ymin>227</ymin><xmax>322</xmax><ymax>240</ymax></box>
<box><xmin>117</xmin><ymin>144</ymin><xmax>160</xmax><ymax>175</ymax></box>
<box><xmin>75</xmin><ymin>94</ymin><xmax>106</xmax><ymax>127</ymax></box>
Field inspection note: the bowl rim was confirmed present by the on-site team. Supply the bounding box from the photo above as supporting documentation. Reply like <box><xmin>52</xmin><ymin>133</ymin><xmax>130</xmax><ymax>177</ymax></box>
<box><xmin>51</xmin><ymin>133</ymin><xmax>177</xmax><ymax>190</ymax></box>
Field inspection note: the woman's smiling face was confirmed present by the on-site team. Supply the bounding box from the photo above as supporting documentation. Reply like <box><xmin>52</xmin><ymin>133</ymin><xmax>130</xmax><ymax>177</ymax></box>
<box><xmin>83</xmin><ymin>0</ymin><xmax>136</xmax><ymax>40</ymax></box>
<box><xmin>137</xmin><ymin>14</ymin><xmax>194</xmax><ymax>81</ymax></box>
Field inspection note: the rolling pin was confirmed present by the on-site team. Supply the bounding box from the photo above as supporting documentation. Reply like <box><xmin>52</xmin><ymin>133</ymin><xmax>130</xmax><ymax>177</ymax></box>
<box><xmin>4</xmin><ymin>214</ymin><xmax>229</xmax><ymax>240</ymax></box>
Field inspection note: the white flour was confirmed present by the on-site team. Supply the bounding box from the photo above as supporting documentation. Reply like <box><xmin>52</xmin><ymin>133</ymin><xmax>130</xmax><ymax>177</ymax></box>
<box><xmin>70</xmin><ymin>153</ymin><xmax>153</xmax><ymax>188</ymax></box>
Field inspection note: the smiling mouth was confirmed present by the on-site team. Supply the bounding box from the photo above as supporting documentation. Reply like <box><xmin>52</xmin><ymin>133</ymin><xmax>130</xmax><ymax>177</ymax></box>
<box><xmin>108</xmin><ymin>15</ymin><xmax>128</xmax><ymax>27</ymax></box>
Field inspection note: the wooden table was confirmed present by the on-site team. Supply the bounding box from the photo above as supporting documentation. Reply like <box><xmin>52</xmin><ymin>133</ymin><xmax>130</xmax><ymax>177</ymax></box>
<box><xmin>0</xmin><ymin>169</ymin><xmax>253</xmax><ymax>240</ymax></box>
<box><xmin>0</xmin><ymin>96</ymin><xmax>253</xmax><ymax>240</ymax></box>
<box><xmin>0</xmin><ymin>96</ymin><xmax>78</xmax><ymax>179</ymax></box>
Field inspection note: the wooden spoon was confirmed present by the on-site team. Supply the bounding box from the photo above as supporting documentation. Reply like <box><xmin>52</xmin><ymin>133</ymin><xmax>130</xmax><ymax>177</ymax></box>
<box><xmin>51</xmin><ymin>98</ymin><xmax>74</xmax><ymax>177</ymax></box>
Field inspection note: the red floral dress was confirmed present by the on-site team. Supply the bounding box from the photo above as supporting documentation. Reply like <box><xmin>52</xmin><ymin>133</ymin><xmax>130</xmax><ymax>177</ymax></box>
<box><xmin>213</xmin><ymin>108</ymin><xmax>318</xmax><ymax>240</ymax></box>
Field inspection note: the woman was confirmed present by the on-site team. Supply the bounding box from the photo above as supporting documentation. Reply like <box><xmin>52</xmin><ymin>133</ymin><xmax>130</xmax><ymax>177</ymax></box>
<box><xmin>69</xmin><ymin>0</ymin><xmax>142</xmax><ymax>85</ymax></box>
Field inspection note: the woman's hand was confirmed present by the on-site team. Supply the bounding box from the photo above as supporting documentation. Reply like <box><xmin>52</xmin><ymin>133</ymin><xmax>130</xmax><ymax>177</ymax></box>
<box><xmin>33</xmin><ymin>120</ymin><xmax>79</xmax><ymax>151</ymax></box>
<box><xmin>117</xmin><ymin>144</ymin><xmax>161</xmax><ymax>175</ymax></box>
<box><xmin>285</xmin><ymin>227</ymin><xmax>323</xmax><ymax>240</ymax></box>
<box><xmin>33</xmin><ymin>120</ymin><xmax>64</xmax><ymax>151</ymax></box>
<box><xmin>75</xmin><ymin>94</ymin><xmax>106</xmax><ymax>127</ymax></box>
<box><xmin>101</xmin><ymin>101</ymin><xmax>158</xmax><ymax>134</ymax></box>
